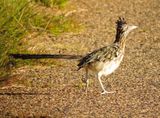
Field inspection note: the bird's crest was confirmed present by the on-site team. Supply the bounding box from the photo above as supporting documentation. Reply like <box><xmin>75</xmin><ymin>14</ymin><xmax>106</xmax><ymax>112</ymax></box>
<box><xmin>116</xmin><ymin>17</ymin><xmax>127</xmax><ymax>29</ymax></box>
<box><xmin>114</xmin><ymin>17</ymin><xmax>127</xmax><ymax>43</ymax></box>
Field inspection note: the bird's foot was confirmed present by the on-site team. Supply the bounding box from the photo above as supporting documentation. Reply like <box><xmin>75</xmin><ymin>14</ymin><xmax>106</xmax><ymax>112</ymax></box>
<box><xmin>101</xmin><ymin>90</ymin><xmax>115</xmax><ymax>95</ymax></box>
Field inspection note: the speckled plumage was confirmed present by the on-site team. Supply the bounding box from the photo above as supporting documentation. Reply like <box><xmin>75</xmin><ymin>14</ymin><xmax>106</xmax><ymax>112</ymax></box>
<box><xmin>77</xmin><ymin>17</ymin><xmax>137</xmax><ymax>94</ymax></box>
<box><xmin>77</xmin><ymin>44</ymin><xmax>120</xmax><ymax>71</ymax></box>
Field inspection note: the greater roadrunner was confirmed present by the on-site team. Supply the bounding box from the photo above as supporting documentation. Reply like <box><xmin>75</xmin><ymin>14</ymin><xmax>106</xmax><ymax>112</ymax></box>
<box><xmin>77</xmin><ymin>17</ymin><xmax>137</xmax><ymax>94</ymax></box>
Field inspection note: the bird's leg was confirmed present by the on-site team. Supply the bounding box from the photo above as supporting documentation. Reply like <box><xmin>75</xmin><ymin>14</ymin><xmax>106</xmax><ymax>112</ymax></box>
<box><xmin>97</xmin><ymin>74</ymin><xmax>106</xmax><ymax>93</ymax></box>
<box><xmin>97</xmin><ymin>73</ymin><xmax>115</xmax><ymax>94</ymax></box>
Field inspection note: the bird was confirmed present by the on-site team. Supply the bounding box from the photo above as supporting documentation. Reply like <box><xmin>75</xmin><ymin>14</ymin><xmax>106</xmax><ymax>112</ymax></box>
<box><xmin>77</xmin><ymin>17</ymin><xmax>137</xmax><ymax>94</ymax></box>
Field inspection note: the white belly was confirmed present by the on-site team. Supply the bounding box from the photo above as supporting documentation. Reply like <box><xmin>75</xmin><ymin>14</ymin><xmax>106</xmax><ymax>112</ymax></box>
<box><xmin>101</xmin><ymin>54</ymin><xmax>124</xmax><ymax>76</ymax></box>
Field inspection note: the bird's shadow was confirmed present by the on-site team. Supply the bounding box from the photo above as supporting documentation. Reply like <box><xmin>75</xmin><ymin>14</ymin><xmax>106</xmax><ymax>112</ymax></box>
<box><xmin>0</xmin><ymin>53</ymin><xmax>83</xmax><ymax>96</ymax></box>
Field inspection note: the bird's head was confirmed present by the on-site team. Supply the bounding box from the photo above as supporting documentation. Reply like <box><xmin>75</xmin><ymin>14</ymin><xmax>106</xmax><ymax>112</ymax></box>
<box><xmin>116</xmin><ymin>17</ymin><xmax>137</xmax><ymax>38</ymax></box>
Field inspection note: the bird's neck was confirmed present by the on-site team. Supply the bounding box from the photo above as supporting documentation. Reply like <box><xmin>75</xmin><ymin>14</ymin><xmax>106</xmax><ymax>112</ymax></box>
<box><xmin>114</xmin><ymin>30</ymin><xmax>127</xmax><ymax>50</ymax></box>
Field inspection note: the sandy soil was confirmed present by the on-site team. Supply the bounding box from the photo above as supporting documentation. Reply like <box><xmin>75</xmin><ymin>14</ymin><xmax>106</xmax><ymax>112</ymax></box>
<box><xmin>0</xmin><ymin>0</ymin><xmax>160</xmax><ymax>117</ymax></box>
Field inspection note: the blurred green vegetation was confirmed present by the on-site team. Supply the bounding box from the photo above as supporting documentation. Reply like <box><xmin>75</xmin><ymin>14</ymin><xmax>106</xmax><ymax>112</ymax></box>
<box><xmin>34</xmin><ymin>0</ymin><xmax>68</xmax><ymax>7</ymax></box>
<box><xmin>0</xmin><ymin>0</ymin><xmax>79</xmax><ymax>77</ymax></box>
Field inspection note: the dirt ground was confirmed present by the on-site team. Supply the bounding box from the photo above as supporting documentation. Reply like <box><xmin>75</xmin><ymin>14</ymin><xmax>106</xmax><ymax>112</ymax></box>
<box><xmin>0</xmin><ymin>0</ymin><xmax>160</xmax><ymax>117</ymax></box>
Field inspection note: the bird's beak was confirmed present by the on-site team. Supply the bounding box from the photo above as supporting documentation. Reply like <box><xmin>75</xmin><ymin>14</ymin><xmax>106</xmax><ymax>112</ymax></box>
<box><xmin>130</xmin><ymin>25</ymin><xmax>138</xmax><ymax>30</ymax></box>
<box><xmin>128</xmin><ymin>25</ymin><xmax>138</xmax><ymax>33</ymax></box>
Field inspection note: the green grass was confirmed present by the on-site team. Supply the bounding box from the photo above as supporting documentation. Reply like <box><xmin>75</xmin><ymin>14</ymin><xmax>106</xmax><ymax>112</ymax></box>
<box><xmin>0</xmin><ymin>0</ymin><xmax>29</xmax><ymax>68</ymax></box>
<box><xmin>0</xmin><ymin>0</ymin><xmax>80</xmax><ymax>77</ymax></box>
<box><xmin>34</xmin><ymin>0</ymin><xmax>68</xmax><ymax>8</ymax></box>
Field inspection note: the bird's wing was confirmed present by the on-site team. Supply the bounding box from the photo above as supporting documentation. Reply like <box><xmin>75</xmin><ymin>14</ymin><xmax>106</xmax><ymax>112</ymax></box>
<box><xmin>77</xmin><ymin>44</ymin><xmax>119</xmax><ymax>70</ymax></box>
